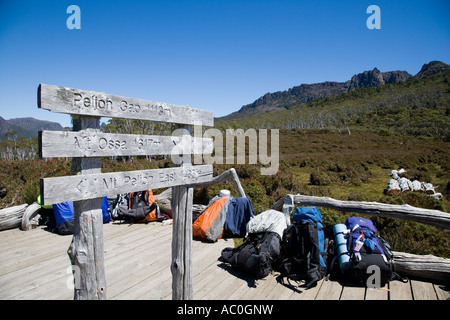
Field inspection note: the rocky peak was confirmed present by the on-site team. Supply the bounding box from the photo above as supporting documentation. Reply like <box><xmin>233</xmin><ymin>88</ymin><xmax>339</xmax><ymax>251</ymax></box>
<box><xmin>348</xmin><ymin>68</ymin><xmax>412</xmax><ymax>91</ymax></box>
<box><xmin>413</xmin><ymin>61</ymin><xmax>450</xmax><ymax>79</ymax></box>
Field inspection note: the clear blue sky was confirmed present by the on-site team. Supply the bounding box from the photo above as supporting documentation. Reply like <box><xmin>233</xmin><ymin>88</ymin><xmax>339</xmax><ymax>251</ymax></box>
<box><xmin>1</xmin><ymin>0</ymin><xmax>449</xmax><ymax>128</ymax></box>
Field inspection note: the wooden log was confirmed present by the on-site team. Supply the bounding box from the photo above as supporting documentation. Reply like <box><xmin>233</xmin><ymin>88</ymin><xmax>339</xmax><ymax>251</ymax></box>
<box><xmin>21</xmin><ymin>202</ymin><xmax>41</xmax><ymax>231</ymax></box>
<box><xmin>191</xmin><ymin>168</ymin><xmax>246</xmax><ymax>198</ymax></box>
<box><xmin>155</xmin><ymin>167</ymin><xmax>247</xmax><ymax>211</ymax></box>
<box><xmin>392</xmin><ymin>251</ymin><xmax>450</xmax><ymax>283</ymax></box>
<box><xmin>39</xmin><ymin>130</ymin><xmax>213</xmax><ymax>158</ymax></box>
<box><xmin>38</xmin><ymin>84</ymin><xmax>214</xmax><ymax>126</ymax></box>
<box><xmin>153</xmin><ymin>167</ymin><xmax>246</xmax><ymax>215</ymax></box>
<box><xmin>0</xmin><ymin>204</ymin><xmax>28</xmax><ymax>231</ymax></box>
<box><xmin>40</xmin><ymin>164</ymin><xmax>213</xmax><ymax>205</ymax></box>
<box><xmin>288</xmin><ymin>194</ymin><xmax>450</xmax><ymax>229</ymax></box>
<box><xmin>66</xmin><ymin>115</ymin><xmax>106</xmax><ymax>300</ymax></box>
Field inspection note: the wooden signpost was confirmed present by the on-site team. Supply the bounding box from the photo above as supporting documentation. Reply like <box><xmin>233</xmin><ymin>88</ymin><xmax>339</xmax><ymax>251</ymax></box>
<box><xmin>39</xmin><ymin>131</ymin><xmax>212</xmax><ymax>158</ymax></box>
<box><xmin>40</xmin><ymin>165</ymin><xmax>213</xmax><ymax>205</ymax></box>
<box><xmin>38</xmin><ymin>84</ymin><xmax>214</xmax><ymax>126</ymax></box>
<box><xmin>38</xmin><ymin>84</ymin><xmax>214</xmax><ymax>300</ymax></box>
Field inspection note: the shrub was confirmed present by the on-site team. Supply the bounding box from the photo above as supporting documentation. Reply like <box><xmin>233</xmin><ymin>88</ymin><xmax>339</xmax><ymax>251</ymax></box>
<box><xmin>310</xmin><ymin>170</ymin><xmax>331</xmax><ymax>186</ymax></box>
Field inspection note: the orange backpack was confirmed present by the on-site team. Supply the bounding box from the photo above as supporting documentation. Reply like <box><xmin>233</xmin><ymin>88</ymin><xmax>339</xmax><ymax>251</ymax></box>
<box><xmin>128</xmin><ymin>190</ymin><xmax>158</xmax><ymax>222</ymax></box>
<box><xmin>193</xmin><ymin>196</ymin><xmax>229</xmax><ymax>241</ymax></box>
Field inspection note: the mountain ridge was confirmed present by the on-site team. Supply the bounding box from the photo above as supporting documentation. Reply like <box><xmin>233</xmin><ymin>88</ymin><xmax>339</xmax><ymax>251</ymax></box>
<box><xmin>0</xmin><ymin>116</ymin><xmax>63</xmax><ymax>141</ymax></box>
<box><xmin>215</xmin><ymin>61</ymin><xmax>450</xmax><ymax>140</ymax></box>
<box><xmin>219</xmin><ymin>61</ymin><xmax>448</xmax><ymax>120</ymax></box>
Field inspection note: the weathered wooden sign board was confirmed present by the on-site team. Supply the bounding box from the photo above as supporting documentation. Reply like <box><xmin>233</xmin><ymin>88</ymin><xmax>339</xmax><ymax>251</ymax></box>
<box><xmin>38</xmin><ymin>84</ymin><xmax>214</xmax><ymax>300</ymax></box>
<box><xmin>39</xmin><ymin>131</ymin><xmax>213</xmax><ymax>158</ymax></box>
<box><xmin>38</xmin><ymin>84</ymin><xmax>214</xmax><ymax>126</ymax></box>
<box><xmin>41</xmin><ymin>165</ymin><xmax>213</xmax><ymax>205</ymax></box>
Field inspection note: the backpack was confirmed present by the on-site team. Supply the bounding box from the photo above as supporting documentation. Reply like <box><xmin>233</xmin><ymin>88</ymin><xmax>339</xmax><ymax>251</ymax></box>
<box><xmin>112</xmin><ymin>190</ymin><xmax>165</xmax><ymax>223</ymax></box>
<box><xmin>52</xmin><ymin>202</ymin><xmax>75</xmax><ymax>235</ymax></box>
<box><xmin>193</xmin><ymin>195</ymin><xmax>230</xmax><ymax>242</ymax></box>
<box><xmin>277</xmin><ymin>207</ymin><xmax>328</xmax><ymax>290</ymax></box>
<box><xmin>101</xmin><ymin>196</ymin><xmax>111</xmax><ymax>224</ymax></box>
<box><xmin>340</xmin><ymin>216</ymin><xmax>394</xmax><ymax>285</ymax></box>
<box><xmin>220</xmin><ymin>231</ymin><xmax>282</xmax><ymax>279</ymax></box>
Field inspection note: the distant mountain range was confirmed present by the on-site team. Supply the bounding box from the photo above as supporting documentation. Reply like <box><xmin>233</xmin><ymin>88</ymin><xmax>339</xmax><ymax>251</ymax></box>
<box><xmin>0</xmin><ymin>117</ymin><xmax>63</xmax><ymax>141</ymax></box>
<box><xmin>219</xmin><ymin>61</ymin><xmax>449</xmax><ymax>120</ymax></box>
<box><xmin>215</xmin><ymin>60</ymin><xmax>450</xmax><ymax>140</ymax></box>
<box><xmin>1</xmin><ymin>61</ymin><xmax>448</xmax><ymax>142</ymax></box>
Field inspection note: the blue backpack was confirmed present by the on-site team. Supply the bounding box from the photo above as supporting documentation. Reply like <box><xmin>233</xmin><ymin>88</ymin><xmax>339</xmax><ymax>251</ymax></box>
<box><xmin>52</xmin><ymin>202</ymin><xmax>75</xmax><ymax>235</ymax></box>
<box><xmin>343</xmin><ymin>217</ymin><xmax>394</xmax><ymax>284</ymax></box>
<box><xmin>277</xmin><ymin>207</ymin><xmax>328</xmax><ymax>290</ymax></box>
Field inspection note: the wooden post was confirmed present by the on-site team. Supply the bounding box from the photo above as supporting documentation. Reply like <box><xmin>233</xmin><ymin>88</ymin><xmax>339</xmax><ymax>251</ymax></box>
<box><xmin>67</xmin><ymin>116</ymin><xmax>106</xmax><ymax>300</ymax></box>
<box><xmin>282</xmin><ymin>195</ymin><xmax>295</xmax><ymax>226</ymax></box>
<box><xmin>171</xmin><ymin>185</ymin><xmax>194</xmax><ymax>299</ymax></box>
<box><xmin>171</xmin><ymin>127</ymin><xmax>193</xmax><ymax>300</ymax></box>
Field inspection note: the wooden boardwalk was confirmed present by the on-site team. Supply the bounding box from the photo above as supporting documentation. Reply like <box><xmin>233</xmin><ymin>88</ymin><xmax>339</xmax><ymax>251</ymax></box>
<box><xmin>0</xmin><ymin>222</ymin><xmax>448</xmax><ymax>300</ymax></box>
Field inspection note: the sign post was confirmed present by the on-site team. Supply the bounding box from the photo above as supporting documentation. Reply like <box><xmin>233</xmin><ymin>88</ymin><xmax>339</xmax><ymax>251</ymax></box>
<box><xmin>38</xmin><ymin>84</ymin><xmax>214</xmax><ymax>300</ymax></box>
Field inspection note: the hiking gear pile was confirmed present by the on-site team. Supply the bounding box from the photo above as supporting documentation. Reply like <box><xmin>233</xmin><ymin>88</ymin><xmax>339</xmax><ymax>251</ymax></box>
<box><xmin>219</xmin><ymin>206</ymin><xmax>407</xmax><ymax>291</ymax></box>
<box><xmin>111</xmin><ymin>190</ymin><xmax>167</xmax><ymax>223</ymax></box>
<box><xmin>193</xmin><ymin>192</ymin><xmax>254</xmax><ymax>242</ymax></box>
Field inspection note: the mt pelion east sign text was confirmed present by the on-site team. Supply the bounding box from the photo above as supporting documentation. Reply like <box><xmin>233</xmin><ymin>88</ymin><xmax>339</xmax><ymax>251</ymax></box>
<box><xmin>40</xmin><ymin>165</ymin><xmax>213</xmax><ymax>205</ymax></box>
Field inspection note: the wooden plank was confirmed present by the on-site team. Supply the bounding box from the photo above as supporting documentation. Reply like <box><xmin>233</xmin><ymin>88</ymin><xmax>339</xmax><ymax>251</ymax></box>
<box><xmin>411</xmin><ymin>280</ymin><xmax>438</xmax><ymax>300</ymax></box>
<box><xmin>107</xmin><ymin>237</ymin><xmax>173</xmax><ymax>299</ymax></box>
<box><xmin>39</xmin><ymin>130</ymin><xmax>213</xmax><ymax>158</ymax></box>
<box><xmin>434</xmin><ymin>283</ymin><xmax>450</xmax><ymax>300</ymax></box>
<box><xmin>38</xmin><ymin>84</ymin><xmax>214</xmax><ymax>126</ymax></box>
<box><xmin>40</xmin><ymin>164</ymin><xmax>213</xmax><ymax>205</ymax></box>
<box><xmin>315</xmin><ymin>279</ymin><xmax>343</xmax><ymax>300</ymax></box>
<box><xmin>389</xmin><ymin>279</ymin><xmax>413</xmax><ymax>300</ymax></box>
<box><xmin>340</xmin><ymin>283</ymin><xmax>366</xmax><ymax>300</ymax></box>
<box><xmin>365</xmin><ymin>287</ymin><xmax>389</xmax><ymax>300</ymax></box>
<box><xmin>264</xmin><ymin>276</ymin><xmax>325</xmax><ymax>300</ymax></box>
<box><xmin>248</xmin><ymin>275</ymin><xmax>279</xmax><ymax>300</ymax></box>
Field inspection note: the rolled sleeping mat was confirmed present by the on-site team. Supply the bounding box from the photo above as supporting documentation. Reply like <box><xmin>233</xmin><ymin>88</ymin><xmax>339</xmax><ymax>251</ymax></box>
<box><xmin>333</xmin><ymin>223</ymin><xmax>350</xmax><ymax>272</ymax></box>
<box><xmin>219</xmin><ymin>189</ymin><xmax>231</xmax><ymax>197</ymax></box>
